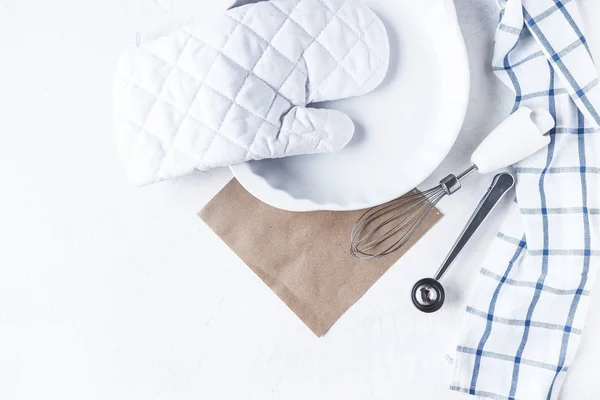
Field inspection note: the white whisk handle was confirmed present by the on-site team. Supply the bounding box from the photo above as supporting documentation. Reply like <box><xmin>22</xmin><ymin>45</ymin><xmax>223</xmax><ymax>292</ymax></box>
<box><xmin>471</xmin><ymin>107</ymin><xmax>554</xmax><ymax>174</ymax></box>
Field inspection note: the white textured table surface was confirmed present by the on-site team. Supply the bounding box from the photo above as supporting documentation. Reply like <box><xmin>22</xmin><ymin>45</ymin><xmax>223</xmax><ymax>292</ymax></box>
<box><xmin>2</xmin><ymin>1</ymin><xmax>600</xmax><ymax>399</ymax></box>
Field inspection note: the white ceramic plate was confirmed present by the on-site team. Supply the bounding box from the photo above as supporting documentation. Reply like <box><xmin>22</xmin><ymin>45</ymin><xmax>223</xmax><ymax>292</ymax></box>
<box><xmin>231</xmin><ymin>0</ymin><xmax>470</xmax><ymax>211</ymax></box>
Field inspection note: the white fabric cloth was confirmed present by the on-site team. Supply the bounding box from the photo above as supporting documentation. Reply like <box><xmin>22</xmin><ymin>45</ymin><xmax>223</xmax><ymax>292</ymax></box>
<box><xmin>113</xmin><ymin>0</ymin><xmax>389</xmax><ymax>186</ymax></box>
<box><xmin>450</xmin><ymin>0</ymin><xmax>600</xmax><ymax>399</ymax></box>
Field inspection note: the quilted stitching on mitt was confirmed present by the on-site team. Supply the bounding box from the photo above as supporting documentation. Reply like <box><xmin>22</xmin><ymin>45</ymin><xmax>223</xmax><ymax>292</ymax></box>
<box><xmin>113</xmin><ymin>0</ymin><xmax>389</xmax><ymax>186</ymax></box>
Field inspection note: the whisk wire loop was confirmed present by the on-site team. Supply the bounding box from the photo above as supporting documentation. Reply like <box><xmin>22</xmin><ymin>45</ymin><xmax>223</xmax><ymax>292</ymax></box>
<box><xmin>350</xmin><ymin>186</ymin><xmax>447</xmax><ymax>259</ymax></box>
<box><xmin>349</xmin><ymin>167</ymin><xmax>477</xmax><ymax>259</ymax></box>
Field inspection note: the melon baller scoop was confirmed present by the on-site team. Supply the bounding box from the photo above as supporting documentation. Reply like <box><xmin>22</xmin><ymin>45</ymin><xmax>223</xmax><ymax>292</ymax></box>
<box><xmin>349</xmin><ymin>107</ymin><xmax>556</xmax><ymax>312</ymax></box>
<box><xmin>411</xmin><ymin>172</ymin><xmax>515</xmax><ymax>312</ymax></box>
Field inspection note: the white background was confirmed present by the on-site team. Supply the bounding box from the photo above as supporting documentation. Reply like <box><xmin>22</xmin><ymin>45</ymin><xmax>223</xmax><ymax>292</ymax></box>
<box><xmin>2</xmin><ymin>0</ymin><xmax>600</xmax><ymax>399</ymax></box>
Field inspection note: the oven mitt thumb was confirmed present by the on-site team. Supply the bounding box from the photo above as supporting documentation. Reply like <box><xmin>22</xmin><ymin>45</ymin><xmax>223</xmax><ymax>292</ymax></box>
<box><xmin>113</xmin><ymin>0</ymin><xmax>389</xmax><ymax>186</ymax></box>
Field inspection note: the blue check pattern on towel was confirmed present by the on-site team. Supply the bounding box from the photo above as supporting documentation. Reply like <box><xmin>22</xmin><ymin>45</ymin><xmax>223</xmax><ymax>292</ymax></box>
<box><xmin>450</xmin><ymin>0</ymin><xmax>600</xmax><ymax>399</ymax></box>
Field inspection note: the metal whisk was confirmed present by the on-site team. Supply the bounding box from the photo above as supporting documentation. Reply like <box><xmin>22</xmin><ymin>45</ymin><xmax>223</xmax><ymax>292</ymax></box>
<box><xmin>350</xmin><ymin>165</ymin><xmax>478</xmax><ymax>259</ymax></box>
<box><xmin>349</xmin><ymin>107</ymin><xmax>555</xmax><ymax>259</ymax></box>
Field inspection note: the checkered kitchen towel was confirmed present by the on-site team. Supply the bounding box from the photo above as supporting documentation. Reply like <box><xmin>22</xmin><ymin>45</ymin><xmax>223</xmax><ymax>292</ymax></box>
<box><xmin>450</xmin><ymin>0</ymin><xmax>600</xmax><ymax>399</ymax></box>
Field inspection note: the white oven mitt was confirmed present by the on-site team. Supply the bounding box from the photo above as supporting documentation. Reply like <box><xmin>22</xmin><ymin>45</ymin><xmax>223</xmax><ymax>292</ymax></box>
<box><xmin>114</xmin><ymin>0</ymin><xmax>389</xmax><ymax>186</ymax></box>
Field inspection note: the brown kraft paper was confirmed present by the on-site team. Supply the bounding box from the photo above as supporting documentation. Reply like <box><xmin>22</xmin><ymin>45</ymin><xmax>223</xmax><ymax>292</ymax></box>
<box><xmin>199</xmin><ymin>178</ymin><xmax>442</xmax><ymax>336</ymax></box>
